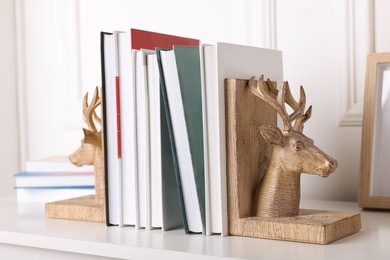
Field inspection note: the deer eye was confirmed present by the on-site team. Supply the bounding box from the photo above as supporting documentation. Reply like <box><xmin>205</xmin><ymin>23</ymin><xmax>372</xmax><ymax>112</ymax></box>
<box><xmin>293</xmin><ymin>141</ymin><xmax>304</xmax><ymax>151</ymax></box>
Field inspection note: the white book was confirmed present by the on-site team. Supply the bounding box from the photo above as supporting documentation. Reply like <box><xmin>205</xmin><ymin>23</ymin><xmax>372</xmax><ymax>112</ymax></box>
<box><xmin>201</xmin><ymin>42</ymin><xmax>283</xmax><ymax>235</ymax></box>
<box><xmin>117</xmin><ymin>31</ymin><xmax>137</xmax><ymax>226</ymax></box>
<box><xmin>160</xmin><ymin>49</ymin><xmax>203</xmax><ymax>233</ymax></box>
<box><xmin>102</xmin><ymin>32</ymin><xmax>121</xmax><ymax>226</ymax></box>
<box><xmin>131</xmin><ymin>49</ymin><xmax>140</xmax><ymax>228</ymax></box>
<box><xmin>16</xmin><ymin>188</ymin><xmax>95</xmax><ymax>203</ymax></box>
<box><xmin>114</xmin><ymin>31</ymin><xmax>124</xmax><ymax>227</ymax></box>
<box><xmin>135</xmin><ymin>49</ymin><xmax>154</xmax><ymax>229</ymax></box>
<box><xmin>147</xmin><ymin>53</ymin><xmax>163</xmax><ymax>229</ymax></box>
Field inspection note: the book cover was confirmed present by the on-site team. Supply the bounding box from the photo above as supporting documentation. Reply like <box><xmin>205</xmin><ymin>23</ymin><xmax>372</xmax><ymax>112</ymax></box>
<box><xmin>134</xmin><ymin>49</ymin><xmax>154</xmax><ymax>229</ymax></box>
<box><xmin>201</xmin><ymin>43</ymin><xmax>283</xmax><ymax>235</ymax></box>
<box><xmin>101</xmin><ymin>31</ymin><xmax>121</xmax><ymax>226</ymax></box>
<box><xmin>131</xmin><ymin>29</ymin><xmax>199</xmax><ymax>50</ymax></box>
<box><xmin>160</xmin><ymin>48</ymin><xmax>203</xmax><ymax>233</ymax></box>
<box><xmin>147</xmin><ymin>52</ymin><xmax>163</xmax><ymax>229</ymax></box>
<box><xmin>16</xmin><ymin>188</ymin><xmax>95</xmax><ymax>203</ymax></box>
<box><xmin>117</xmin><ymin>32</ymin><xmax>137</xmax><ymax>226</ymax></box>
<box><xmin>156</xmin><ymin>48</ymin><xmax>188</xmax><ymax>233</ymax></box>
<box><xmin>174</xmin><ymin>45</ymin><xmax>206</xmax><ymax>233</ymax></box>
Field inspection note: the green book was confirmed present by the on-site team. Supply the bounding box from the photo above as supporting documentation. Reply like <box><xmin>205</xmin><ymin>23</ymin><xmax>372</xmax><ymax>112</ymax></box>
<box><xmin>156</xmin><ymin>48</ymin><xmax>188</xmax><ymax>233</ymax></box>
<box><xmin>174</xmin><ymin>45</ymin><xmax>206</xmax><ymax>234</ymax></box>
<box><xmin>159</xmin><ymin>46</ymin><xmax>206</xmax><ymax>234</ymax></box>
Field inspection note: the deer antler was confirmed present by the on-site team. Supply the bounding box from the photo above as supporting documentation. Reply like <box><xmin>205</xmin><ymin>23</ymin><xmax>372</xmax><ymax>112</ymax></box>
<box><xmin>82</xmin><ymin>86</ymin><xmax>102</xmax><ymax>133</ymax></box>
<box><xmin>248</xmin><ymin>75</ymin><xmax>312</xmax><ymax>133</ymax></box>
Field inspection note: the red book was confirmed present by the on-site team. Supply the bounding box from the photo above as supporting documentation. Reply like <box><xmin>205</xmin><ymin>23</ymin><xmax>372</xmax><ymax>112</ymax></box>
<box><xmin>130</xmin><ymin>28</ymin><xmax>200</xmax><ymax>50</ymax></box>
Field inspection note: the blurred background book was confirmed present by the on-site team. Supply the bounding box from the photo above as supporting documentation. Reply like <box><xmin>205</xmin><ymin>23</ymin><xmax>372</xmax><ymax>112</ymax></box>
<box><xmin>14</xmin><ymin>156</ymin><xmax>94</xmax><ymax>202</ymax></box>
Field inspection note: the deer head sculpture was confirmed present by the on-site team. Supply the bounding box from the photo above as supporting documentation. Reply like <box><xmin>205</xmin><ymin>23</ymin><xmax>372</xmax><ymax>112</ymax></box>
<box><xmin>69</xmin><ymin>87</ymin><xmax>104</xmax><ymax>203</ymax></box>
<box><xmin>248</xmin><ymin>75</ymin><xmax>338</xmax><ymax>218</ymax></box>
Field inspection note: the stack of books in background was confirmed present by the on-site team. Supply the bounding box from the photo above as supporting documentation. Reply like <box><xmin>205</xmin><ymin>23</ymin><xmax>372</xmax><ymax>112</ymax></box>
<box><xmin>100</xmin><ymin>28</ymin><xmax>283</xmax><ymax>236</ymax></box>
<box><xmin>14</xmin><ymin>156</ymin><xmax>95</xmax><ymax>202</ymax></box>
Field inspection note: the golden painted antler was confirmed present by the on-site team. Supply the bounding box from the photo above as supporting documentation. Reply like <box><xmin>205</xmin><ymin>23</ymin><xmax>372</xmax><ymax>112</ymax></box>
<box><xmin>248</xmin><ymin>75</ymin><xmax>312</xmax><ymax>133</ymax></box>
<box><xmin>82</xmin><ymin>86</ymin><xmax>102</xmax><ymax>133</ymax></box>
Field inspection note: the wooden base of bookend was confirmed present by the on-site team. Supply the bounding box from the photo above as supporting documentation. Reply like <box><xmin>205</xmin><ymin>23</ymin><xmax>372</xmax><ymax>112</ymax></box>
<box><xmin>229</xmin><ymin>210</ymin><xmax>361</xmax><ymax>244</ymax></box>
<box><xmin>45</xmin><ymin>195</ymin><xmax>105</xmax><ymax>223</ymax></box>
<box><xmin>225</xmin><ymin>78</ymin><xmax>361</xmax><ymax>244</ymax></box>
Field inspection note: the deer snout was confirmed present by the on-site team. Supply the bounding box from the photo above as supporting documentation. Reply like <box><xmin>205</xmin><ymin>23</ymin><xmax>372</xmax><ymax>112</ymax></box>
<box><xmin>318</xmin><ymin>157</ymin><xmax>338</xmax><ymax>177</ymax></box>
<box><xmin>69</xmin><ymin>149</ymin><xmax>83</xmax><ymax>167</ymax></box>
<box><xmin>328</xmin><ymin>158</ymin><xmax>338</xmax><ymax>172</ymax></box>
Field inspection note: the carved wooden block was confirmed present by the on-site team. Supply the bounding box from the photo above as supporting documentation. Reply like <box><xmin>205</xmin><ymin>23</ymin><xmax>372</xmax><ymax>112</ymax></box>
<box><xmin>45</xmin><ymin>87</ymin><xmax>106</xmax><ymax>223</ymax></box>
<box><xmin>225</xmin><ymin>78</ymin><xmax>361</xmax><ymax>244</ymax></box>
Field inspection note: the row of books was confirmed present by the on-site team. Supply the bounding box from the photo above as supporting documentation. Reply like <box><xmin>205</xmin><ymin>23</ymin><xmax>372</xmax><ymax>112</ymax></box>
<box><xmin>14</xmin><ymin>156</ymin><xmax>94</xmax><ymax>202</ymax></box>
<box><xmin>101</xmin><ymin>29</ymin><xmax>283</xmax><ymax>235</ymax></box>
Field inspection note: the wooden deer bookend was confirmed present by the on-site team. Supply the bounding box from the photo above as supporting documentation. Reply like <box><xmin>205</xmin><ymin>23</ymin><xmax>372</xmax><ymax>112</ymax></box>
<box><xmin>248</xmin><ymin>75</ymin><xmax>338</xmax><ymax>218</ymax></box>
<box><xmin>45</xmin><ymin>87</ymin><xmax>106</xmax><ymax>223</ymax></box>
<box><xmin>225</xmin><ymin>76</ymin><xmax>361</xmax><ymax>244</ymax></box>
<box><xmin>69</xmin><ymin>87</ymin><xmax>104</xmax><ymax>204</ymax></box>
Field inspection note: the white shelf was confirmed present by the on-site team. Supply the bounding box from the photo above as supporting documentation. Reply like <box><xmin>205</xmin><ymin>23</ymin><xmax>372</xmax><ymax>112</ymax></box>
<box><xmin>0</xmin><ymin>196</ymin><xmax>389</xmax><ymax>259</ymax></box>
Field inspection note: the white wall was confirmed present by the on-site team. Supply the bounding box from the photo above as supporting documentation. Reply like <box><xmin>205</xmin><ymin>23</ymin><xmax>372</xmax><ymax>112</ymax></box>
<box><xmin>0</xmin><ymin>0</ymin><xmax>19</xmax><ymax>196</ymax></box>
<box><xmin>375</xmin><ymin>0</ymin><xmax>390</xmax><ymax>52</ymax></box>
<box><xmin>13</xmin><ymin>0</ymin><xmax>390</xmax><ymax>201</ymax></box>
<box><xmin>276</xmin><ymin>0</ymin><xmax>363</xmax><ymax>200</ymax></box>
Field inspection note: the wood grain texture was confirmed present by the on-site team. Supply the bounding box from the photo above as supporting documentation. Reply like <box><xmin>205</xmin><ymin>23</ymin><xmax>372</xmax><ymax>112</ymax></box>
<box><xmin>45</xmin><ymin>195</ymin><xmax>105</xmax><ymax>223</ymax></box>
<box><xmin>225</xmin><ymin>78</ymin><xmax>276</xmax><ymax>221</ymax></box>
<box><xmin>238</xmin><ymin>209</ymin><xmax>361</xmax><ymax>244</ymax></box>
<box><xmin>226</xmin><ymin>78</ymin><xmax>361</xmax><ymax>244</ymax></box>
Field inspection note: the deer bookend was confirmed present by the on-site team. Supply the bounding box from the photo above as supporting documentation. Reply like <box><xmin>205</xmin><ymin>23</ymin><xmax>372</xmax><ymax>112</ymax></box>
<box><xmin>69</xmin><ymin>87</ymin><xmax>104</xmax><ymax>204</ymax></box>
<box><xmin>248</xmin><ymin>75</ymin><xmax>338</xmax><ymax>218</ymax></box>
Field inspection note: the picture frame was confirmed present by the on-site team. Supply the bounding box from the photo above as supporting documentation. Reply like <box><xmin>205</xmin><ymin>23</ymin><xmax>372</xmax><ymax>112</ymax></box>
<box><xmin>359</xmin><ymin>52</ymin><xmax>390</xmax><ymax>209</ymax></box>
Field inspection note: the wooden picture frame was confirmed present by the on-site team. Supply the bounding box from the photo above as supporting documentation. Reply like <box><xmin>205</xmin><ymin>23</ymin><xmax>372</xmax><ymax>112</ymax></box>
<box><xmin>359</xmin><ymin>53</ymin><xmax>390</xmax><ymax>209</ymax></box>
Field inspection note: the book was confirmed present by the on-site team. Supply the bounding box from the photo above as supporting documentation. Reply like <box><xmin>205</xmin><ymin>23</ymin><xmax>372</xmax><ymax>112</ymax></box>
<box><xmin>16</xmin><ymin>187</ymin><xmax>95</xmax><ymax>203</ymax></box>
<box><xmin>101</xmin><ymin>31</ymin><xmax>122</xmax><ymax>226</ymax></box>
<box><xmin>130</xmin><ymin>28</ymin><xmax>199</xmax><ymax>50</ymax></box>
<box><xmin>114</xmin><ymin>31</ymin><xmax>124</xmax><ymax>226</ymax></box>
<box><xmin>117</xmin><ymin>31</ymin><xmax>137</xmax><ymax>226</ymax></box>
<box><xmin>134</xmin><ymin>49</ymin><xmax>154</xmax><ymax>229</ymax></box>
<box><xmin>174</xmin><ymin>46</ymin><xmax>206</xmax><ymax>234</ymax></box>
<box><xmin>147</xmin><ymin>52</ymin><xmax>163</xmax><ymax>229</ymax></box>
<box><xmin>16</xmin><ymin>156</ymin><xmax>95</xmax><ymax>203</ymax></box>
<box><xmin>156</xmin><ymin>48</ymin><xmax>188</xmax><ymax>232</ymax></box>
<box><xmin>25</xmin><ymin>156</ymin><xmax>93</xmax><ymax>172</ymax></box>
<box><xmin>14</xmin><ymin>171</ymin><xmax>94</xmax><ymax>188</ymax></box>
<box><xmin>200</xmin><ymin>43</ymin><xmax>283</xmax><ymax>235</ymax></box>
<box><xmin>160</xmin><ymin>47</ymin><xmax>204</xmax><ymax>234</ymax></box>
<box><xmin>160</xmin><ymin>50</ymin><xmax>202</xmax><ymax>233</ymax></box>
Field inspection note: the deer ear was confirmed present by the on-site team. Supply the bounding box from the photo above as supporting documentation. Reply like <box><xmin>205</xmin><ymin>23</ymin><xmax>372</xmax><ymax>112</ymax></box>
<box><xmin>83</xmin><ymin>128</ymin><xmax>93</xmax><ymax>136</ymax></box>
<box><xmin>259</xmin><ymin>125</ymin><xmax>284</xmax><ymax>146</ymax></box>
